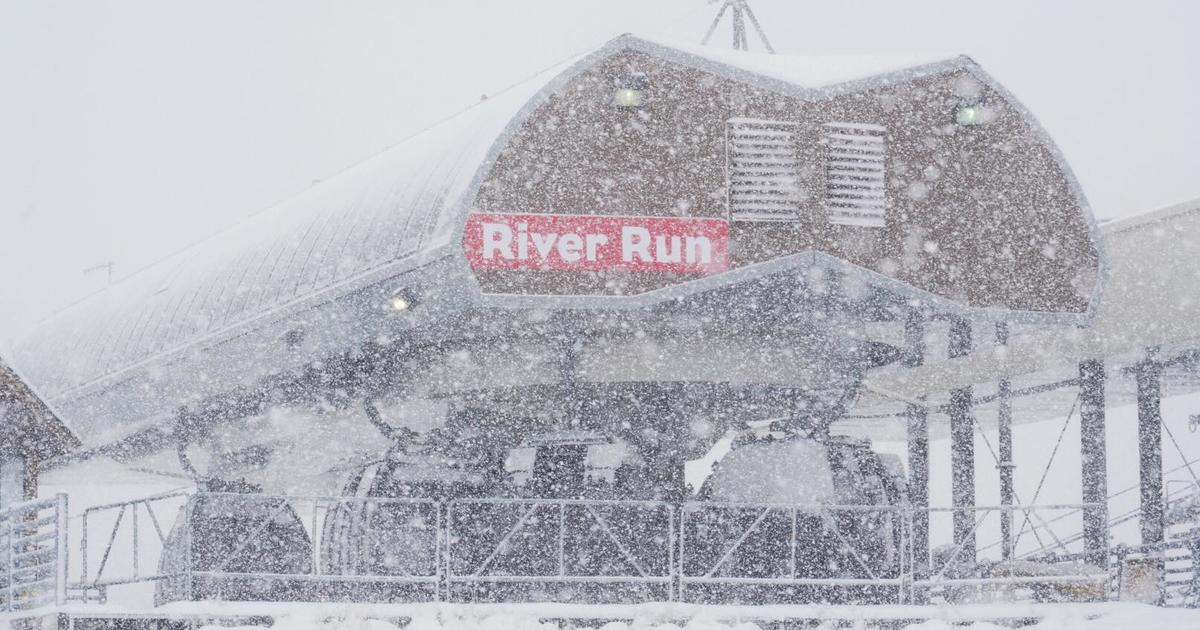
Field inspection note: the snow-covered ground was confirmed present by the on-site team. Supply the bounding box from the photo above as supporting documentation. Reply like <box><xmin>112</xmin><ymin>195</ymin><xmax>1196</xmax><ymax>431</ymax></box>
<box><xmin>14</xmin><ymin>601</ymin><xmax>1192</xmax><ymax>630</ymax></box>
<box><xmin>264</xmin><ymin>611</ymin><xmax>1192</xmax><ymax>630</ymax></box>
<box><xmin>187</xmin><ymin>610</ymin><xmax>1200</xmax><ymax>630</ymax></box>
<box><xmin>151</xmin><ymin>602</ymin><xmax>1193</xmax><ymax>630</ymax></box>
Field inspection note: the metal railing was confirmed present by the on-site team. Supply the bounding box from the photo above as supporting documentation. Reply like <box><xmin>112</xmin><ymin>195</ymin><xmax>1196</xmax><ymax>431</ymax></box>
<box><xmin>915</xmin><ymin>504</ymin><xmax>1109</xmax><ymax>604</ymax></box>
<box><xmin>1110</xmin><ymin>538</ymin><xmax>1199</xmax><ymax>606</ymax></box>
<box><xmin>0</xmin><ymin>494</ymin><xmax>68</xmax><ymax>612</ymax></box>
<box><xmin>64</xmin><ymin>492</ymin><xmax>1196</xmax><ymax>608</ymax></box>
<box><xmin>446</xmin><ymin>498</ymin><xmax>674</xmax><ymax>601</ymax></box>
<box><xmin>679</xmin><ymin>502</ymin><xmax>909</xmax><ymax>602</ymax></box>
<box><xmin>77</xmin><ymin>489</ymin><xmax>189</xmax><ymax>600</ymax></box>
<box><xmin>77</xmin><ymin>492</ymin><xmax>441</xmax><ymax>604</ymax></box>
<box><xmin>179</xmin><ymin>493</ymin><xmax>441</xmax><ymax>603</ymax></box>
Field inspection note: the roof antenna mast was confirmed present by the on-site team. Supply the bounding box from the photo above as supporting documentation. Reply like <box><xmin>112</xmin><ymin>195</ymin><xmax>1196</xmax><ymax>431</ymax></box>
<box><xmin>702</xmin><ymin>0</ymin><xmax>775</xmax><ymax>53</ymax></box>
<box><xmin>83</xmin><ymin>261</ymin><xmax>115</xmax><ymax>286</ymax></box>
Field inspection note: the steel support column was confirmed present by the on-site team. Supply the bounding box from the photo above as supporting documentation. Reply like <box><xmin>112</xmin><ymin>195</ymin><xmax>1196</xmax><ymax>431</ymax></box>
<box><xmin>1078</xmin><ymin>359</ymin><xmax>1109</xmax><ymax>565</ymax></box>
<box><xmin>948</xmin><ymin>317</ymin><xmax>976</xmax><ymax>567</ymax></box>
<box><xmin>1136</xmin><ymin>353</ymin><xmax>1164</xmax><ymax>546</ymax></box>
<box><xmin>995</xmin><ymin>323</ymin><xmax>1015</xmax><ymax>560</ymax></box>
<box><xmin>904</xmin><ymin>310</ymin><xmax>929</xmax><ymax>588</ymax></box>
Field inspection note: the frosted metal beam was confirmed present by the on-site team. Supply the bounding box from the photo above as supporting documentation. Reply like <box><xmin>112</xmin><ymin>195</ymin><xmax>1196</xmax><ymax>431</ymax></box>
<box><xmin>948</xmin><ymin>317</ymin><xmax>976</xmax><ymax>569</ymax></box>
<box><xmin>996</xmin><ymin>323</ymin><xmax>1015</xmax><ymax>560</ymax></box>
<box><xmin>1078</xmin><ymin>359</ymin><xmax>1108</xmax><ymax>566</ymax></box>
<box><xmin>904</xmin><ymin>309</ymin><xmax>930</xmax><ymax>591</ymax></box>
<box><xmin>1136</xmin><ymin>353</ymin><xmax>1164</xmax><ymax>546</ymax></box>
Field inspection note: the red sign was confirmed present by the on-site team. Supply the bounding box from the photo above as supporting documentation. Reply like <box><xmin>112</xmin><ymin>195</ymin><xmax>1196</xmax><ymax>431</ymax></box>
<box><xmin>464</xmin><ymin>213</ymin><xmax>729</xmax><ymax>274</ymax></box>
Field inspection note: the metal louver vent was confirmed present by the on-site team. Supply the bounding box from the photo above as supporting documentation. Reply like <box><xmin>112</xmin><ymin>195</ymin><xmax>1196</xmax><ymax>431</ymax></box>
<box><xmin>823</xmin><ymin>122</ymin><xmax>887</xmax><ymax>228</ymax></box>
<box><xmin>726</xmin><ymin>118</ymin><xmax>802</xmax><ymax>222</ymax></box>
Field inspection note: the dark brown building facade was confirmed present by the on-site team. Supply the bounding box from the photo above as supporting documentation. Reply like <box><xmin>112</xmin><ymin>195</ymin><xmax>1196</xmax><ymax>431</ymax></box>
<box><xmin>0</xmin><ymin>356</ymin><xmax>78</xmax><ymax>506</ymax></box>
<box><xmin>470</xmin><ymin>43</ymin><xmax>1100</xmax><ymax>315</ymax></box>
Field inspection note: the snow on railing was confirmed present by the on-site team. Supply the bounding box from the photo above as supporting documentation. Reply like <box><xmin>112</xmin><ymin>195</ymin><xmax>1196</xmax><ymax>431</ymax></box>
<box><xmin>0</xmin><ymin>494</ymin><xmax>68</xmax><ymax>612</ymax></box>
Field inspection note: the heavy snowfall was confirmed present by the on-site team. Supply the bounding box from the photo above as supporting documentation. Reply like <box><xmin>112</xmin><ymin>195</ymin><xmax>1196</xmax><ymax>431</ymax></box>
<box><xmin>2</xmin><ymin>2</ymin><xmax>1200</xmax><ymax>629</ymax></box>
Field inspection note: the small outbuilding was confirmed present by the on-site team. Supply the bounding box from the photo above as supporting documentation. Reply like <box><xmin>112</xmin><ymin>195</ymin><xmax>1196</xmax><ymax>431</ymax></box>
<box><xmin>0</xmin><ymin>354</ymin><xmax>79</xmax><ymax>509</ymax></box>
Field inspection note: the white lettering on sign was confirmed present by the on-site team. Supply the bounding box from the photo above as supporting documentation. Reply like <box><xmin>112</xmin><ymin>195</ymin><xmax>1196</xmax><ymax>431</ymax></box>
<box><xmin>465</xmin><ymin>212</ymin><xmax>729</xmax><ymax>274</ymax></box>
<box><xmin>483</xmin><ymin>223</ymin><xmax>513</xmax><ymax>260</ymax></box>
<box><xmin>622</xmin><ymin>226</ymin><xmax>651</xmax><ymax>263</ymax></box>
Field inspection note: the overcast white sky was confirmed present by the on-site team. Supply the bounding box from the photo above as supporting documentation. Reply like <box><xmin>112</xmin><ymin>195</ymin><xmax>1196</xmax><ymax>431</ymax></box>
<box><xmin>2</xmin><ymin>0</ymin><xmax>1199</xmax><ymax>348</ymax></box>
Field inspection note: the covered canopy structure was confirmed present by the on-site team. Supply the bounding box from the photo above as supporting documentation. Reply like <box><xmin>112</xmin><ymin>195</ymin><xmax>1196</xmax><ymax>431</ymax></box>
<box><xmin>854</xmin><ymin>197</ymin><xmax>1200</xmax><ymax>556</ymax></box>
<box><xmin>862</xmin><ymin>198</ymin><xmax>1200</xmax><ymax>414</ymax></box>
<box><xmin>13</xmin><ymin>35</ymin><xmax>1101</xmax><ymax>460</ymax></box>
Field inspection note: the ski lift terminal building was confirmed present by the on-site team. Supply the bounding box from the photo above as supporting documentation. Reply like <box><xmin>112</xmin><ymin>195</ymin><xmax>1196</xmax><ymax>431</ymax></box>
<box><xmin>6</xmin><ymin>34</ymin><xmax>1196</xmax><ymax>617</ymax></box>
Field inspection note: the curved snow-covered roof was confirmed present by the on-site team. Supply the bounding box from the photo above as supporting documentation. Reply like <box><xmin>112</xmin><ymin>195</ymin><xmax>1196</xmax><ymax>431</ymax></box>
<box><xmin>633</xmin><ymin>36</ymin><xmax>953</xmax><ymax>90</ymax></box>
<box><xmin>16</xmin><ymin>36</ymin><xmax>965</xmax><ymax>400</ymax></box>
<box><xmin>16</xmin><ymin>56</ymin><xmax>561</xmax><ymax>401</ymax></box>
<box><xmin>20</xmin><ymin>34</ymin><xmax>1077</xmax><ymax>450</ymax></box>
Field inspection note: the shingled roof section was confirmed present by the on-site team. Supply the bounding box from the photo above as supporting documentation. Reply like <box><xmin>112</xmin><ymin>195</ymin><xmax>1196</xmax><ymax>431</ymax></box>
<box><xmin>0</xmin><ymin>354</ymin><xmax>79</xmax><ymax>463</ymax></box>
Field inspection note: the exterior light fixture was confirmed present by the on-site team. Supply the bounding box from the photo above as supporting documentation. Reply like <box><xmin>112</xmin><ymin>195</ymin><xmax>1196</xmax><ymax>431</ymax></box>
<box><xmin>612</xmin><ymin>73</ymin><xmax>649</xmax><ymax>109</ymax></box>
<box><xmin>955</xmin><ymin>103</ymin><xmax>984</xmax><ymax>126</ymax></box>
<box><xmin>387</xmin><ymin>288</ymin><xmax>416</xmax><ymax>313</ymax></box>
<box><xmin>612</xmin><ymin>88</ymin><xmax>644</xmax><ymax>108</ymax></box>
<box><xmin>281</xmin><ymin>329</ymin><xmax>304</xmax><ymax>349</ymax></box>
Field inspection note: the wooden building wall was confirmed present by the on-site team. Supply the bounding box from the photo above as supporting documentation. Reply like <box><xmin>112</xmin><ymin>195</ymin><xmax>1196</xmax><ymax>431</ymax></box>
<box><xmin>0</xmin><ymin>358</ymin><xmax>78</xmax><ymax>506</ymax></box>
